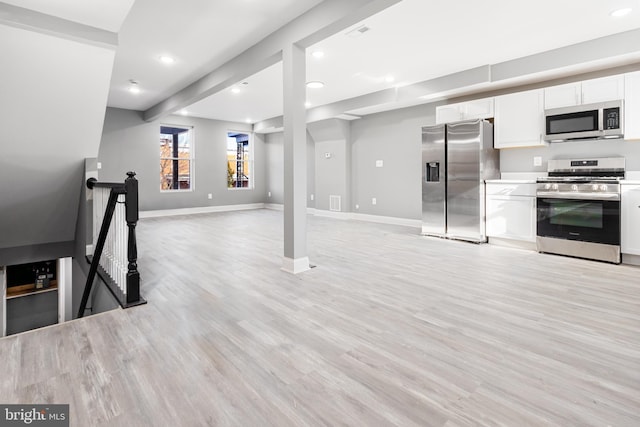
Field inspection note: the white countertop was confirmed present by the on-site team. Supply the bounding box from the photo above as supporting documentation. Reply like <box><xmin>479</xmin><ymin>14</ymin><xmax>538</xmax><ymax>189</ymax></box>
<box><xmin>486</xmin><ymin>179</ymin><xmax>536</xmax><ymax>184</ymax></box>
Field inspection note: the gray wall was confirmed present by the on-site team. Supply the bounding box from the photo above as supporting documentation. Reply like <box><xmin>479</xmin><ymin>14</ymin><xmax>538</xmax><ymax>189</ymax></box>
<box><xmin>500</xmin><ymin>139</ymin><xmax>640</xmax><ymax>174</ymax></box>
<box><xmin>0</xmin><ymin>24</ymin><xmax>114</xmax><ymax>263</ymax></box>
<box><xmin>99</xmin><ymin>108</ymin><xmax>265</xmax><ymax>211</ymax></box>
<box><xmin>350</xmin><ymin>104</ymin><xmax>434</xmax><ymax>220</ymax></box>
<box><xmin>263</xmin><ymin>131</ymin><xmax>316</xmax><ymax>208</ymax></box>
<box><xmin>309</xmin><ymin>119</ymin><xmax>351</xmax><ymax>212</ymax></box>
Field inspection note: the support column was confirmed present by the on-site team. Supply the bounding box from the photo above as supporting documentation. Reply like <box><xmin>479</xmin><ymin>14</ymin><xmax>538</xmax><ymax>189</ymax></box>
<box><xmin>282</xmin><ymin>43</ymin><xmax>310</xmax><ymax>274</ymax></box>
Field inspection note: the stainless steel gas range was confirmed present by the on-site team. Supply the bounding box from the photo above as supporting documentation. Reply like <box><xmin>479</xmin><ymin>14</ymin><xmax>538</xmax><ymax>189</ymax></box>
<box><xmin>536</xmin><ymin>157</ymin><xmax>624</xmax><ymax>264</ymax></box>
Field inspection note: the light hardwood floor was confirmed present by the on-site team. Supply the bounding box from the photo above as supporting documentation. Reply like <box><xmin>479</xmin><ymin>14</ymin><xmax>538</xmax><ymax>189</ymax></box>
<box><xmin>1</xmin><ymin>209</ymin><xmax>639</xmax><ymax>426</ymax></box>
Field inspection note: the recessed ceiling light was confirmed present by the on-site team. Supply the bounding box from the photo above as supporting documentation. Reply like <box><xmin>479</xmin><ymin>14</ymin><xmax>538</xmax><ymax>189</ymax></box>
<box><xmin>610</xmin><ymin>7</ymin><xmax>632</xmax><ymax>16</ymax></box>
<box><xmin>385</xmin><ymin>75</ymin><xmax>395</xmax><ymax>83</ymax></box>
<box><xmin>306</xmin><ymin>81</ymin><xmax>324</xmax><ymax>89</ymax></box>
<box><xmin>311</xmin><ymin>51</ymin><xmax>324</xmax><ymax>58</ymax></box>
<box><xmin>128</xmin><ymin>80</ymin><xmax>140</xmax><ymax>94</ymax></box>
<box><xmin>231</xmin><ymin>87</ymin><xmax>241</xmax><ymax>94</ymax></box>
<box><xmin>159</xmin><ymin>55</ymin><xmax>175</xmax><ymax>64</ymax></box>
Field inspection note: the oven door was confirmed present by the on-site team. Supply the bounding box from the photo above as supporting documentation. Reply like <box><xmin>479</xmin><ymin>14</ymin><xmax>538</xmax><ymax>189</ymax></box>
<box><xmin>536</xmin><ymin>195</ymin><xmax>620</xmax><ymax>245</ymax></box>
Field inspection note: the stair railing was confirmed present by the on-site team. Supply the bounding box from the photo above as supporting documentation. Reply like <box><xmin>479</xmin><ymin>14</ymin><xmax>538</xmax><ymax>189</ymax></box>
<box><xmin>78</xmin><ymin>171</ymin><xmax>145</xmax><ymax>318</ymax></box>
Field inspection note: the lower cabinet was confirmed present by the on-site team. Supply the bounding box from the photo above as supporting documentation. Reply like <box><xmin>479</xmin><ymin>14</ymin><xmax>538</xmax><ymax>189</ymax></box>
<box><xmin>621</xmin><ymin>184</ymin><xmax>640</xmax><ymax>255</ymax></box>
<box><xmin>486</xmin><ymin>182</ymin><xmax>536</xmax><ymax>243</ymax></box>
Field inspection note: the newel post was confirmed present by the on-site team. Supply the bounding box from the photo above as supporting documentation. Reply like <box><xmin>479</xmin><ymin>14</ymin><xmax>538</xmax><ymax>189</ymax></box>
<box><xmin>125</xmin><ymin>171</ymin><xmax>140</xmax><ymax>304</ymax></box>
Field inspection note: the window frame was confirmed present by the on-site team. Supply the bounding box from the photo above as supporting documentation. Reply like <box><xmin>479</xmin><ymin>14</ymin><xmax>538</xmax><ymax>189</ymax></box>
<box><xmin>159</xmin><ymin>124</ymin><xmax>195</xmax><ymax>193</ymax></box>
<box><xmin>226</xmin><ymin>130</ymin><xmax>254</xmax><ymax>191</ymax></box>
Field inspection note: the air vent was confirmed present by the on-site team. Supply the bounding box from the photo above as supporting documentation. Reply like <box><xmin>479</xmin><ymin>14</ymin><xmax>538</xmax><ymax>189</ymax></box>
<box><xmin>346</xmin><ymin>25</ymin><xmax>370</xmax><ymax>38</ymax></box>
<box><xmin>329</xmin><ymin>195</ymin><xmax>341</xmax><ymax>212</ymax></box>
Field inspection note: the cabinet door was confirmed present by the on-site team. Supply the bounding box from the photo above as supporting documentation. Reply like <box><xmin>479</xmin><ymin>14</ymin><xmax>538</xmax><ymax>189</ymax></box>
<box><xmin>582</xmin><ymin>75</ymin><xmax>624</xmax><ymax>104</ymax></box>
<box><xmin>486</xmin><ymin>196</ymin><xmax>536</xmax><ymax>242</ymax></box>
<box><xmin>462</xmin><ymin>98</ymin><xmax>494</xmax><ymax>120</ymax></box>
<box><xmin>621</xmin><ymin>184</ymin><xmax>640</xmax><ymax>254</ymax></box>
<box><xmin>494</xmin><ymin>89</ymin><xmax>545</xmax><ymax>148</ymax></box>
<box><xmin>544</xmin><ymin>83</ymin><xmax>581</xmax><ymax>109</ymax></box>
<box><xmin>435</xmin><ymin>104</ymin><xmax>462</xmax><ymax>124</ymax></box>
<box><xmin>624</xmin><ymin>71</ymin><xmax>640</xmax><ymax>141</ymax></box>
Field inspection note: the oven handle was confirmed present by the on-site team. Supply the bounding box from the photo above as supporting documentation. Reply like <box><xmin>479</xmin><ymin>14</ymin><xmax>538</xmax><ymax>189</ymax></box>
<box><xmin>536</xmin><ymin>191</ymin><xmax>620</xmax><ymax>201</ymax></box>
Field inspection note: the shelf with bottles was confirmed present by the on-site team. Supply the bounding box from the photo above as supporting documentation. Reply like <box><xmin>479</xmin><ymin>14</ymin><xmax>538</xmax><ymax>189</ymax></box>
<box><xmin>5</xmin><ymin>260</ymin><xmax>58</xmax><ymax>299</ymax></box>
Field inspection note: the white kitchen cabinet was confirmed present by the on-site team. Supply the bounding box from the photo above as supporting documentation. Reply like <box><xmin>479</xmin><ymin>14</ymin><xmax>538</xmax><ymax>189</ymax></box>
<box><xmin>435</xmin><ymin>97</ymin><xmax>494</xmax><ymax>124</ymax></box>
<box><xmin>435</xmin><ymin>104</ymin><xmax>462</xmax><ymax>124</ymax></box>
<box><xmin>544</xmin><ymin>75</ymin><xmax>624</xmax><ymax>109</ymax></box>
<box><xmin>494</xmin><ymin>89</ymin><xmax>545</xmax><ymax>148</ymax></box>
<box><xmin>624</xmin><ymin>71</ymin><xmax>640</xmax><ymax>141</ymax></box>
<box><xmin>582</xmin><ymin>75</ymin><xmax>625</xmax><ymax>104</ymax></box>
<box><xmin>486</xmin><ymin>182</ymin><xmax>536</xmax><ymax>242</ymax></box>
<box><xmin>544</xmin><ymin>82</ymin><xmax>581</xmax><ymax>109</ymax></box>
<box><xmin>621</xmin><ymin>184</ymin><xmax>640</xmax><ymax>255</ymax></box>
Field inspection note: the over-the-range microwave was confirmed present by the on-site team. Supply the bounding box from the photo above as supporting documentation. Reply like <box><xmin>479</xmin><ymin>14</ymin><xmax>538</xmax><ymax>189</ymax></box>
<box><xmin>544</xmin><ymin>100</ymin><xmax>623</xmax><ymax>142</ymax></box>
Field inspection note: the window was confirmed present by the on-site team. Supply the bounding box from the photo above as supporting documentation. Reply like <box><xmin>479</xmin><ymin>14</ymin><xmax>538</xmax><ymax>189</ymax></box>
<box><xmin>227</xmin><ymin>131</ymin><xmax>252</xmax><ymax>189</ymax></box>
<box><xmin>160</xmin><ymin>125</ymin><xmax>193</xmax><ymax>191</ymax></box>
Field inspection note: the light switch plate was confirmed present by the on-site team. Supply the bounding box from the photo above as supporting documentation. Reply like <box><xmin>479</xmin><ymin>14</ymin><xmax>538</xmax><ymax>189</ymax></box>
<box><xmin>376</xmin><ymin>160</ymin><xmax>383</xmax><ymax>167</ymax></box>
<box><xmin>534</xmin><ymin>156</ymin><xmax>542</xmax><ymax>167</ymax></box>
<box><xmin>372</xmin><ymin>197</ymin><xmax>377</xmax><ymax>205</ymax></box>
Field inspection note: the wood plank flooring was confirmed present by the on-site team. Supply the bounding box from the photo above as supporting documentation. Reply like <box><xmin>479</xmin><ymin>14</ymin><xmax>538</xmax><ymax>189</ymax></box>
<box><xmin>1</xmin><ymin>208</ymin><xmax>639</xmax><ymax>426</ymax></box>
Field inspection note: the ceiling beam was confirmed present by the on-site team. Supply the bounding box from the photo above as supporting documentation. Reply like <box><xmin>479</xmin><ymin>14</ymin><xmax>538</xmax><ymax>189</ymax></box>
<box><xmin>143</xmin><ymin>0</ymin><xmax>402</xmax><ymax>122</ymax></box>
<box><xmin>0</xmin><ymin>2</ymin><xmax>118</xmax><ymax>49</ymax></box>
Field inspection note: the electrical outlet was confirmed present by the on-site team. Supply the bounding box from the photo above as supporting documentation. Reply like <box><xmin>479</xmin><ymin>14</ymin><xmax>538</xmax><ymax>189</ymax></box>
<box><xmin>376</xmin><ymin>160</ymin><xmax>383</xmax><ymax>168</ymax></box>
<box><xmin>533</xmin><ymin>156</ymin><xmax>542</xmax><ymax>167</ymax></box>
<box><xmin>268</xmin><ymin>191</ymin><xmax>271</xmax><ymax>197</ymax></box>
<box><xmin>372</xmin><ymin>197</ymin><xmax>377</xmax><ymax>205</ymax></box>
<box><xmin>207</xmin><ymin>193</ymin><xmax>212</xmax><ymax>200</ymax></box>
<box><xmin>355</xmin><ymin>204</ymin><xmax>359</xmax><ymax>210</ymax></box>
<box><xmin>97</xmin><ymin>162</ymin><xmax>102</xmax><ymax>170</ymax></box>
<box><xmin>310</xmin><ymin>194</ymin><xmax>314</xmax><ymax>201</ymax></box>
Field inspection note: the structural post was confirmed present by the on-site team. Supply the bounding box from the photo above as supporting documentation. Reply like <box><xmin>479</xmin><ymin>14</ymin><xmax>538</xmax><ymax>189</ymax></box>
<box><xmin>282</xmin><ymin>43</ymin><xmax>310</xmax><ymax>274</ymax></box>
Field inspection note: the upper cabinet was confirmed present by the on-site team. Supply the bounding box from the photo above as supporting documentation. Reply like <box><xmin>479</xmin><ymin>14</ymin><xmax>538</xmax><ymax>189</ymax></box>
<box><xmin>624</xmin><ymin>71</ymin><xmax>640</xmax><ymax>141</ymax></box>
<box><xmin>544</xmin><ymin>75</ymin><xmax>624</xmax><ymax>109</ymax></box>
<box><xmin>435</xmin><ymin>98</ymin><xmax>494</xmax><ymax>124</ymax></box>
<box><xmin>494</xmin><ymin>89</ymin><xmax>545</xmax><ymax>149</ymax></box>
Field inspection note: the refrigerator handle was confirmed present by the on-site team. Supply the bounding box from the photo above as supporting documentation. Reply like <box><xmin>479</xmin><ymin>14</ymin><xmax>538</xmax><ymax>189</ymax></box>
<box><xmin>426</xmin><ymin>162</ymin><xmax>440</xmax><ymax>182</ymax></box>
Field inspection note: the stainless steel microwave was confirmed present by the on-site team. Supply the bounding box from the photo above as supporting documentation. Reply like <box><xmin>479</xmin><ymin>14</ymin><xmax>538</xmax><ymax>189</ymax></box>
<box><xmin>544</xmin><ymin>100</ymin><xmax>623</xmax><ymax>142</ymax></box>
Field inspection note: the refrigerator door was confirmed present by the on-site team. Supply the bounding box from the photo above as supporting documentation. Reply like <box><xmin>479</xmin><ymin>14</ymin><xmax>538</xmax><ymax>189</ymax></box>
<box><xmin>421</xmin><ymin>125</ymin><xmax>446</xmax><ymax>236</ymax></box>
<box><xmin>446</xmin><ymin>120</ymin><xmax>484</xmax><ymax>242</ymax></box>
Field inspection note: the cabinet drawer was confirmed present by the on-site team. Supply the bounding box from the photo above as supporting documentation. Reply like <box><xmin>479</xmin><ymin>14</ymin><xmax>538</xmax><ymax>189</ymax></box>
<box><xmin>486</xmin><ymin>183</ymin><xmax>536</xmax><ymax>197</ymax></box>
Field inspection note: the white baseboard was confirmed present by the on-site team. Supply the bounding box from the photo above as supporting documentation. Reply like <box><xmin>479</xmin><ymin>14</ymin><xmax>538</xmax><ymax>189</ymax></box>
<box><xmin>350</xmin><ymin>212</ymin><xmax>421</xmax><ymax>229</ymax></box>
<box><xmin>140</xmin><ymin>203</ymin><xmax>265</xmax><ymax>218</ymax></box>
<box><xmin>312</xmin><ymin>209</ymin><xmax>352</xmax><ymax>220</ymax></box>
<box><xmin>265</xmin><ymin>204</ymin><xmax>420</xmax><ymax>228</ymax></box>
<box><xmin>487</xmin><ymin>237</ymin><xmax>537</xmax><ymax>251</ymax></box>
<box><xmin>281</xmin><ymin>256</ymin><xmax>311</xmax><ymax>274</ymax></box>
<box><xmin>264</xmin><ymin>203</ymin><xmax>284</xmax><ymax>211</ymax></box>
<box><xmin>622</xmin><ymin>253</ymin><xmax>640</xmax><ymax>266</ymax></box>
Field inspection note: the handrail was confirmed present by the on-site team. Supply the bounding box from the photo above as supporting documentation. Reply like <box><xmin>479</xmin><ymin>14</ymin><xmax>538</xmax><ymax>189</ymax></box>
<box><xmin>78</xmin><ymin>171</ymin><xmax>145</xmax><ymax>318</ymax></box>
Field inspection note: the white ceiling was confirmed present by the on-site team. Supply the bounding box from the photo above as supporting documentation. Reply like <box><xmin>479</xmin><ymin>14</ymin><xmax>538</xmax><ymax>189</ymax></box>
<box><xmin>181</xmin><ymin>0</ymin><xmax>640</xmax><ymax>124</ymax></box>
<box><xmin>1</xmin><ymin>0</ymin><xmax>135</xmax><ymax>32</ymax></box>
<box><xmin>7</xmin><ymin>0</ymin><xmax>640</xmax><ymax>124</ymax></box>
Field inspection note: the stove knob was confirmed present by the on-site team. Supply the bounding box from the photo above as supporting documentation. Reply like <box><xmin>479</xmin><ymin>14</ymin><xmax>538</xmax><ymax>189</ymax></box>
<box><xmin>545</xmin><ymin>183</ymin><xmax>551</xmax><ymax>190</ymax></box>
<box><xmin>600</xmin><ymin>184</ymin><xmax>607</xmax><ymax>191</ymax></box>
<box><xmin>592</xmin><ymin>184</ymin><xmax>599</xmax><ymax>191</ymax></box>
<box><xmin>571</xmin><ymin>184</ymin><xmax>578</xmax><ymax>191</ymax></box>
<box><xmin>552</xmin><ymin>184</ymin><xmax>559</xmax><ymax>190</ymax></box>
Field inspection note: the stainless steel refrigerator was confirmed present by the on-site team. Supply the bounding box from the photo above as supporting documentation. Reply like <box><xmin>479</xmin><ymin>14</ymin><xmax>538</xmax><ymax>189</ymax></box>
<box><xmin>421</xmin><ymin>119</ymin><xmax>499</xmax><ymax>242</ymax></box>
